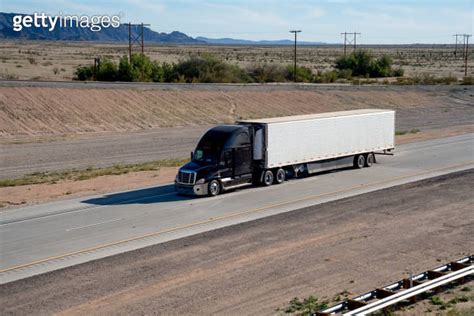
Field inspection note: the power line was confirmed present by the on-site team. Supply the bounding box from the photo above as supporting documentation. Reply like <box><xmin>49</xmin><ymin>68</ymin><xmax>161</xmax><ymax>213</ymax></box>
<box><xmin>453</xmin><ymin>34</ymin><xmax>466</xmax><ymax>58</ymax></box>
<box><xmin>127</xmin><ymin>22</ymin><xmax>151</xmax><ymax>61</ymax></box>
<box><xmin>341</xmin><ymin>32</ymin><xmax>361</xmax><ymax>55</ymax></box>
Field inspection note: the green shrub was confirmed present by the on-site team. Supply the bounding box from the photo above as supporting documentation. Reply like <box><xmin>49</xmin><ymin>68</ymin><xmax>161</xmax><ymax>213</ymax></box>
<box><xmin>283</xmin><ymin>296</ymin><xmax>328</xmax><ymax>315</ymax></box>
<box><xmin>74</xmin><ymin>65</ymin><xmax>94</xmax><ymax>80</ymax></box>
<box><xmin>97</xmin><ymin>58</ymin><xmax>118</xmax><ymax>81</ymax></box>
<box><xmin>118</xmin><ymin>55</ymin><xmax>132</xmax><ymax>81</ymax></box>
<box><xmin>173</xmin><ymin>53</ymin><xmax>251</xmax><ymax>83</ymax></box>
<box><xmin>337</xmin><ymin>68</ymin><xmax>353</xmax><ymax>80</ymax></box>
<box><xmin>313</xmin><ymin>70</ymin><xmax>338</xmax><ymax>83</ymax></box>
<box><xmin>129</xmin><ymin>53</ymin><xmax>154</xmax><ymax>82</ymax></box>
<box><xmin>285</xmin><ymin>65</ymin><xmax>314</xmax><ymax>82</ymax></box>
<box><xmin>392</xmin><ymin>67</ymin><xmax>404</xmax><ymax>77</ymax></box>
<box><xmin>335</xmin><ymin>50</ymin><xmax>400</xmax><ymax>78</ymax></box>
<box><xmin>248</xmin><ymin>63</ymin><xmax>285</xmax><ymax>82</ymax></box>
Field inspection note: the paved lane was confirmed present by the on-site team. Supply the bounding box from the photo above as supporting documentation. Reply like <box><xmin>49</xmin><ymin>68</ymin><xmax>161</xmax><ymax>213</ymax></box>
<box><xmin>1</xmin><ymin>134</ymin><xmax>473</xmax><ymax>283</ymax></box>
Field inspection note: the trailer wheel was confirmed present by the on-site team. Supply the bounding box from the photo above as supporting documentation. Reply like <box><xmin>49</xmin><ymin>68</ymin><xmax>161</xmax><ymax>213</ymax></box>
<box><xmin>354</xmin><ymin>154</ymin><xmax>366</xmax><ymax>169</ymax></box>
<box><xmin>262</xmin><ymin>170</ymin><xmax>274</xmax><ymax>186</ymax></box>
<box><xmin>274</xmin><ymin>168</ymin><xmax>286</xmax><ymax>184</ymax></box>
<box><xmin>365</xmin><ymin>153</ymin><xmax>375</xmax><ymax>167</ymax></box>
<box><xmin>208</xmin><ymin>180</ymin><xmax>221</xmax><ymax>196</ymax></box>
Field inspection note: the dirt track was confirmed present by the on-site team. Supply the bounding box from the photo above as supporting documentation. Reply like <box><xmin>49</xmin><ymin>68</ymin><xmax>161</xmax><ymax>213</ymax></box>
<box><xmin>1</xmin><ymin>170</ymin><xmax>472</xmax><ymax>315</ymax></box>
<box><xmin>1</xmin><ymin>85</ymin><xmax>473</xmax><ymax>179</ymax></box>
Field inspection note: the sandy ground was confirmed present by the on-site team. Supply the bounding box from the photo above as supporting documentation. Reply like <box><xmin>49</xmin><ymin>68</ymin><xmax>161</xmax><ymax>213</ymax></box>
<box><xmin>1</xmin><ymin>126</ymin><xmax>472</xmax><ymax>209</ymax></box>
<box><xmin>0</xmin><ymin>167</ymin><xmax>178</xmax><ymax>208</ymax></box>
<box><xmin>1</xmin><ymin>85</ymin><xmax>472</xmax><ymax>138</ymax></box>
<box><xmin>1</xmin><ymin>170</ymin><xmax>472</xmax><ymax>315</ymax></box>
<box><xmin>0</xmin><ymin>41</ymin><xmax>472</xmax><ymax>81</ymax></box>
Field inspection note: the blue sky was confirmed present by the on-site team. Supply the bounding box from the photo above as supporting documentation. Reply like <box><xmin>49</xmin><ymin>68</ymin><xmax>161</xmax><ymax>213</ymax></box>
<box><xmin>3</xmin><ymin>0</ymin><xmax>473</xmax><ymax>44</ymax></box>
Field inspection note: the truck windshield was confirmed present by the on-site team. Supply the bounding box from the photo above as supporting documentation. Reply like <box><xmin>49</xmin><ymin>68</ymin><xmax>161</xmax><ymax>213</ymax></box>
<box><xmin>193</xmin><ymin>143</ymin><xmax>221</xmax><ymax>164</ymax></box>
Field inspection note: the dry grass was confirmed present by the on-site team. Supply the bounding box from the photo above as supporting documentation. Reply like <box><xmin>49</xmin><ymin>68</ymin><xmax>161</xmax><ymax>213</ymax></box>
<box><xmin>0</xmin><ymin>41</ymin><xmax>471</xmax><ymax>81</ymax></box>
<box><xmin>0</xmin><ymin>158</ymin><xmax>187</xmax><ymax>187</ymax></box>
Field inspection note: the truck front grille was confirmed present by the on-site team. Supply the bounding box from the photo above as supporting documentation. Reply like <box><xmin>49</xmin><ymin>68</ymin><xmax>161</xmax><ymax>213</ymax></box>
<box><xmin>178</xmin><ymin>170</ymin><xmax>196</xmax><ymax>185</ymax></box>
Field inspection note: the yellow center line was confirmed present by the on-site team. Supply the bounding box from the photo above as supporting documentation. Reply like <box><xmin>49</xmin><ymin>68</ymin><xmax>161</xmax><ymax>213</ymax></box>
<box><xmin>1</xmin><ymin>161</ymin><xmax>472</xmax><ymax>275</ymax></box>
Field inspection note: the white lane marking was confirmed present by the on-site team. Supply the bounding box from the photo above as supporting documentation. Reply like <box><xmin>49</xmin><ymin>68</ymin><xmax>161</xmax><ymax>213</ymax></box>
<box><xmin>65</xmin><ymin>218</ymin><xmax>124</xmax><ymax>232</ymax></box>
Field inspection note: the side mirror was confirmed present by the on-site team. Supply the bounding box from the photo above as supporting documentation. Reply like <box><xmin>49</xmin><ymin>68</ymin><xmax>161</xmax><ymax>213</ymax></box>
<box><xmin>190</xmin><ymin>151</ymin><xmax>194</xmax><ymax>160</ymax></box>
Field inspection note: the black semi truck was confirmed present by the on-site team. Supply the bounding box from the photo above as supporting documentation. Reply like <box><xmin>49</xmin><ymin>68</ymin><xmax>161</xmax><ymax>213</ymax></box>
<box><xmin>175</xmin><ymin>109</ymin><xmax>395</xmax><ymax>196</ymax></box>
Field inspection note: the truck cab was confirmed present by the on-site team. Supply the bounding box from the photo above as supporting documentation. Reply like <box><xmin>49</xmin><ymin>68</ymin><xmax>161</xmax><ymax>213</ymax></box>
<box><xmin>175</xmin><ymin>125</ymin><xmax>254</xmax><ymax>196</ymax></box>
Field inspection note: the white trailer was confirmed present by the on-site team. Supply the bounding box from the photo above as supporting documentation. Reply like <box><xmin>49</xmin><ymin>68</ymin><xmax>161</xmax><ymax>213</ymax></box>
<box><xmin>239</xmin><ymin>109</ymin><xmax>395</xmax><ymax>176</ymax></box>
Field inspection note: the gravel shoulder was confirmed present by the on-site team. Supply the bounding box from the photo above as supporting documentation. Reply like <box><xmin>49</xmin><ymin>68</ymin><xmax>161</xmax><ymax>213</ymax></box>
<box><xmin>1</xmin><ymin>170</ymin><xmax>472</xmax><ymax>315</ymax></box>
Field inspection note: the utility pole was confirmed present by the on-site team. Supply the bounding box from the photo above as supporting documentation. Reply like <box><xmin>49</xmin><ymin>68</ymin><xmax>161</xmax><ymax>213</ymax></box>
<box><xmin>128</xmin><ymin>22</ymin><xmax>132</xmax><ymax>62</ymax></box>
<box><xmin>341</xmin><ymin>32</ymin><xmax>361</xmax><ymax>55</ymax></box>
<box><xmin>341</xmin><ymin>32</ymin><xmax>347</xmax><ymax>55</ymax></box>
<box><xmin>127</xmin><ymin>22</ymin><xmax>151</xmax><ymax>62</ymax></box>
<box><xmin>94</xmin><ymin>57</ymin><xmax>100</xmax><ymax>80</ymax></box>
<box><xmin>464</xmin><ymin>34</ymin><xmax>471</xmax><ymax>77</ymax></box>
<box><xmin>289</xmin><ymin>30</ymin><xmax>301</xmax><ymax>82</ymax></box>
<box><xmin>453</xmin><ymin>34</ymin><xmax>463</xmax><ymax>57</ymax></box>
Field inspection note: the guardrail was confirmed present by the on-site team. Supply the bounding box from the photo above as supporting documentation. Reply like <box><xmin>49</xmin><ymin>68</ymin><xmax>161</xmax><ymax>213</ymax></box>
<box><xmin>316</xmin><ymin>255</ymin><xmax>473</xmax><ymax>315</ymax></box>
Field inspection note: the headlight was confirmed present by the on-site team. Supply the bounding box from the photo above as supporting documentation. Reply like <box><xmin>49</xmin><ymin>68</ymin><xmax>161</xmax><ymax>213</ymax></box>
<box><xmin>195</xmin><ymin>178</ymin><xmax>205</xmax><ymax>184</ymax></box>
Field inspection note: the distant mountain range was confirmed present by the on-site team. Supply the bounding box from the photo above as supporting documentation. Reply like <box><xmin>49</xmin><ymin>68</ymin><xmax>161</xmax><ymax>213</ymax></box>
<box><xmin>0</xmin><ymin>12</ymin><xmax>203</xmax><ymax>43</ymax></box>
<box><xmin>196</xmin><ymin>36</ymin><xmax>325</xmax><ymax>45</ymax></box>
<box><xmin>0</xmin><ymin>12</ymin><xmax>326</xmax><ymax>45</ymax></box>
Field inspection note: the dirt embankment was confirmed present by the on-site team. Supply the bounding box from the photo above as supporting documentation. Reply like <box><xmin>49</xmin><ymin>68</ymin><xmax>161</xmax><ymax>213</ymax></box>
<box><xmin>1</xmin><ymin>85</ymin><xmax>472</xmax><ymax>138</ymax></box>
<box><xmin>1</xmin><ymin>171</ymin><xmax>472</xmax><ymax>315</ymax></box>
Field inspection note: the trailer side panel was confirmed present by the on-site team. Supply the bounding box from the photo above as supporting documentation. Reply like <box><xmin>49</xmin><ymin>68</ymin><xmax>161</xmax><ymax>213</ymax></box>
<box><xmin>264</xmin><ymin>111</ymin><xmax>395</xmax><ymax>168</ymax></box>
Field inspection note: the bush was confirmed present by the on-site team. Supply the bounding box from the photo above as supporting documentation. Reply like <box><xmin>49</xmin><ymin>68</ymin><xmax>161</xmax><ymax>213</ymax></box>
<box><xmin>97</xmin><ymin>58</ymin><xmax>118</xmax><ymax>81</ymax></box>
<box><xmin>174</xmin><ymin>54</ymin><xmax>251</xmax><ymax>83</ymax></box>
<box><xmin>285</xmin><ymin>65</ymin><xmax>314</xmax><ymax>82</ymax></box>
<box><xmin>248</xmin><ymin>63</ymin><xmax>285</xmax><ymax>82</ymax></box>
<box><xmin>283</xmin><ymin>296</ymin><xmax>328</xmax><ymax>315</ymax></box>
<box><xmin>129</xmin><ymin>54</ymin><xmax>153</xmax><ymax>82</ymax></box>
<box><xmin>337</xmin><ymin>68</ymin><xmax>353</xmax><ymax>80</ymax></box>
<box><xmin>391</xmin><ymin>67</ymin><xmax>404</xmax><ymax>77</ymax></box>
<box><xmin>335</xmin><ymin>50</ymin><xmax>401</xmax><ymax>78</ymax></box>
<box><xmin>74</xmin><ymin>53</ymin><xmax>322</xmax><ymax>84</ymax></box>
<box><xmin>74</xmin><ymin>65</ymin><xmax>94</xmax><ymax>80</ymax></box>
<box><xmin>118</xmin><ymin>55</ymin><xmax>132</xmax><ymax>81</ymax></box>
<box><xmin>313</xmin><ymin>70</ymin><xmax>338</xmax><ymax>83</ymax></box>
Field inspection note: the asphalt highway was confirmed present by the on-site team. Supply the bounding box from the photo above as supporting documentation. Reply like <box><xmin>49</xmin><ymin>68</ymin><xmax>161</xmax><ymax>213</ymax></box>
<box><xmin>0</xmin><ymin>134</ymin><xmax>473</xmax><ymax>284</ymax></box>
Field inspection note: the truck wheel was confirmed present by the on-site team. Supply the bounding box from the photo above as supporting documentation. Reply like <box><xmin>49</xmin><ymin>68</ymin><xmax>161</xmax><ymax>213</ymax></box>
<box><xmin>354</xmin><ymin>154</ymin><xmax>366</xmax><ymax>169</ymax></box>
<box><xmin>208</xmin><ymin>180</ymin><xmax>221</xmax><ymax>196</ymax></box>
<box><xmin>262</xmin><ymin>170</ymin><xmax>274</xmax><ymax>186</ymax></box>
<box><xmin>365</xmin><ymin>153</ymin><xmax>375</xmax><ymax>167</ymax></box>
<box><xmin>274</xmin><ymin>168</ymin><xmax>285</xmax><ymax>184</ymax></box>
